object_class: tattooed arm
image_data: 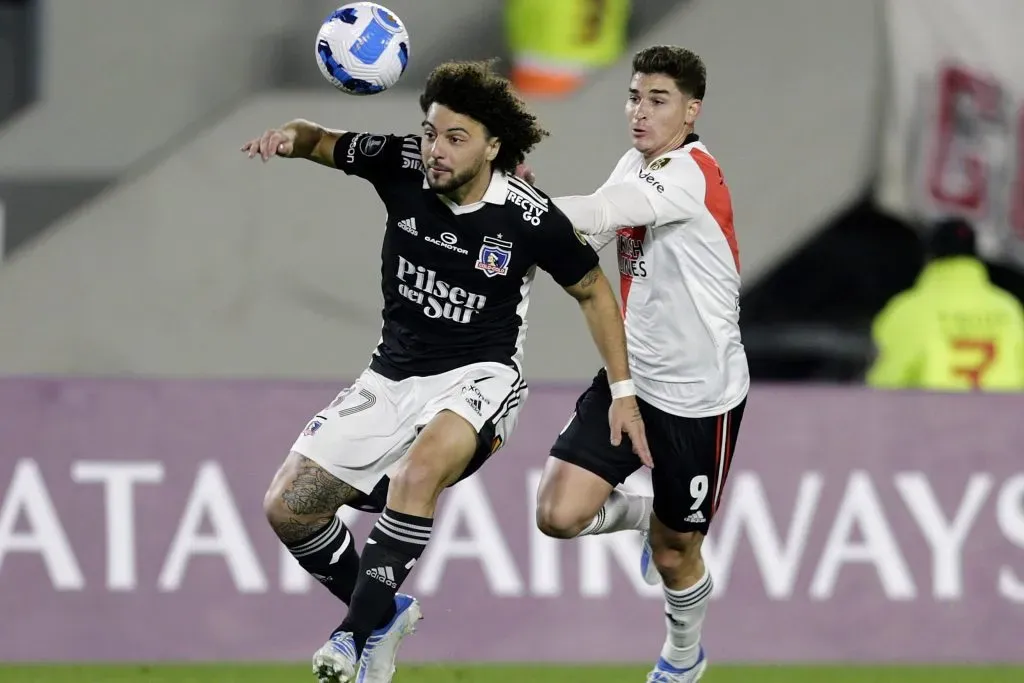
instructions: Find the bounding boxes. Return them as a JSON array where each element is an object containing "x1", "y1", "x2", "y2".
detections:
[
  {"x1": 529, "y1": 207, "x2": 651, "y2": 464},
  {"x1": 564, "y1": 266, "x2": 631, "y2": 385},
  {"x1": 564, "y1": 266, "x2": 652, "y2": 465}
]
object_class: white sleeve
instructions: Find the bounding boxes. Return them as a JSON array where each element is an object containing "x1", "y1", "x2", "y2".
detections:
[
  {"x1": 586, "y1": 231, "x2": 617, "y2": 252},
  {"x1": 554, "y1": 157, "x2": 707, "y2": 234},
  {"x1": 630, "y1": 158, "x2": 706, "y2": 228},
  {"x1": 552, "y1": 183, "x2": 659, "y2": 235}
]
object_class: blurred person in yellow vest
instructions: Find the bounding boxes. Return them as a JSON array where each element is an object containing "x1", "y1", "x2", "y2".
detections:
[
  {"x1": 506, "y1": 0, "x2": 631, "y2": 97},
  {"x1": 867, "y1": 217, "x2": 1024, "y2": 391}
]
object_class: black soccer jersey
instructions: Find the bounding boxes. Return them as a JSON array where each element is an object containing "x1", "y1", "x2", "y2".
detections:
[{"x1": 333, "y1": 131, "x2": 600, "y2": 380}]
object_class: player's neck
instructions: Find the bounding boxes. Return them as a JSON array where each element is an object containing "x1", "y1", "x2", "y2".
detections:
[
  {"x1": 643, "y1": 125, "x2": 694, "y2": 164},
  {"x1": 442, "y1": 168, "x2": 493, "y2": 206}
]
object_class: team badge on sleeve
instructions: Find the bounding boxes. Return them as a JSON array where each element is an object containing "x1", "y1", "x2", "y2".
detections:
[{"x1": 358, "y1": 134, "x2": 387, "y2": 157}]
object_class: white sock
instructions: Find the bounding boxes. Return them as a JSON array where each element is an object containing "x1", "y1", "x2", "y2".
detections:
[
  {"x1": 661, "y1": 565, "x2": 713, "y2": 670},
  {"x1": 577, "y1": 489, "x2": 652, "y2": 536}
]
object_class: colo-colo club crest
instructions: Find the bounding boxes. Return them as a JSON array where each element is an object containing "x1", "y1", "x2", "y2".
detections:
[{"x1": 475, "y1": 235, "x2": 513, "y2": 278}]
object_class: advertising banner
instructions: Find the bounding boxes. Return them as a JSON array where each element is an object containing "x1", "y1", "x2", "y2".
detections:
[{"x1": 0, "y1": 379, "x2": 1022, "y2": 662}]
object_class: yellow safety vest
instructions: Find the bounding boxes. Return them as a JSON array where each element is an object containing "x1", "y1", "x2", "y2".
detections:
[
  {"x1": 506, "y1": 0, "x2": 631, "y2": 96},
  {"x1": 867, "y1": 257, "x2": 1024, "y2": 391}
]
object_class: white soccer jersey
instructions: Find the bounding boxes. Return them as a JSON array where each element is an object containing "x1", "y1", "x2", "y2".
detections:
[{"x1": 561, "y1": 138, "x2": 749, "y2": 417}]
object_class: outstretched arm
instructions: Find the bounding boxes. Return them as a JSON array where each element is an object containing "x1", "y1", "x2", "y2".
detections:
[
  {"x1": 555, "y1": 157, "x2": 707, "y2": 234},
  {"x1": 515, "y1": 161, "x2": 655, "y2": 239},
  {"x1": 242, "y1": 119, "x2": 345, "y2": 168},
  {"x1": 554, "y1": 183, "x2": 658, "y2": 235}
]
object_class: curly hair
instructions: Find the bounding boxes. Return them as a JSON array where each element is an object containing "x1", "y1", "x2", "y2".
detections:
[{"x1": 419, "y1": 60, "x2": 549, "y2": 174}]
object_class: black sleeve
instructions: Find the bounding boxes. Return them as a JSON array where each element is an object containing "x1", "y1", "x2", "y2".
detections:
[
  {"x1": 528, "y1": 206, "x2": 602, "y2": 288},
  {"x1": 332, "y1": 132, "x2": 422, "y2": 182}
]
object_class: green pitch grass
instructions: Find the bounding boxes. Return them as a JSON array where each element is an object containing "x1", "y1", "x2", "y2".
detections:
[{"x1": 2, "y1": 664, "x2": 1022, "y2": 683}]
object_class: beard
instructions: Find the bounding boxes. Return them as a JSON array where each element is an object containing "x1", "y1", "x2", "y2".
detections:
[{"x1": 426, "y1": 157, "x2": 486, "y2": 194}]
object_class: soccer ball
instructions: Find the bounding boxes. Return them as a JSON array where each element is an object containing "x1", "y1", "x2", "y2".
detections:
[{"x1": 315, "y1": 2, "x2": 410, "y2": 96}]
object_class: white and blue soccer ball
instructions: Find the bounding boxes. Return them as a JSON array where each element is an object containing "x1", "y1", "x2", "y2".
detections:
[{"x1": 315, "y1": 2, "x2": 410, "y2": 96}]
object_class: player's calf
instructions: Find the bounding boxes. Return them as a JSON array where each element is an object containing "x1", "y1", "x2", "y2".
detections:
[
  {"x1": 537, "y1": 487, "x2": 651, "y2": 538},
  {"x1": 340, "y1": 410, "x2": 479, "y2": 655},
  {"x1": 649, "y1": 522, "x2": 705, "y2": 589},
  {"x1": 650, "y1": 515, "x2": 713, "y2": 673},
  {"x1": 264, "y1": 451, "x2": 364, "y2": 605},
  {"x1": 535, "y1": 458, "x2": 650, "y2": 538},
  {"x1": 535, "y1": 460, "x2": 609, "y2": 538}
]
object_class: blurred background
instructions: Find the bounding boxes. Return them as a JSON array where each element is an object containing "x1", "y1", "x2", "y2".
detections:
[
  {"x1": 1, "y1": 0, "x2": 1023, "y2": 386},
  {"x1": 1, "y1": 0, "x2": 1023, "y2": 679}
]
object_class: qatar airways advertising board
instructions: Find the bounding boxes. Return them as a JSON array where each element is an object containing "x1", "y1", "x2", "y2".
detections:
[{"x1": 0, "y1": 379, "x2": 1021, "y2": 663}]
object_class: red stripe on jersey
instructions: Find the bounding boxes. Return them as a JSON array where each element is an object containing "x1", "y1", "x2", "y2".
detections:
[
  {"x1": 616, "y1": 226, "x2": 647, "y2": 315},
  {"x1": 689, "y1": 148, "x2": 740, "y2": 273}
]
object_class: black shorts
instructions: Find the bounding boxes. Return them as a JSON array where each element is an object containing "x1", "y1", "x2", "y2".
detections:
[{"x1": 550, "y1": 369, "x2": 745, "y2": 534}]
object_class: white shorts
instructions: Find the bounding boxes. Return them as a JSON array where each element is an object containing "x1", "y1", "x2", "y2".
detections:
[{"x1": 290, "y1": 362, "x2": 527, "y2": 497}]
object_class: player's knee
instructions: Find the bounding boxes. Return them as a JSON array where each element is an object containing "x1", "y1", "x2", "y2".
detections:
[
  {"x1": 262, "y1": 452, "x2": 344, "y2": 537},
  {"x1": 263, "y1": 478, "x2": 295, "y2": 533},
  {"x1": 535, "y1": 499, "x2": 588, "y2": 539},
  {"x1": 390, "y1": 412, "x2": 478, "y2": 508},
  {"x1": 389, "y1": 455, "x2": 449, "y2": 506},
  {"x1": 263, "y1": 460, "x2": 291, "y2": 527},
  {"x1": 651, "y1": 530, "x2": 703, "y2": 574}
]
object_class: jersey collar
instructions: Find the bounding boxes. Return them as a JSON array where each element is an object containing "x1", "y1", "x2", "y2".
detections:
[
  {"x1": 481, "y1": 170, "x2": 509, "y2": 204},
  {"x1": 678, "y1": 132, "x2": 700, "y2": 150},
  {"x1": 645, "y1": 133, "x2": 701, "y2": 167},
  {"x1": 428, "y1": 170, "x2": 509, "y2": 214}
]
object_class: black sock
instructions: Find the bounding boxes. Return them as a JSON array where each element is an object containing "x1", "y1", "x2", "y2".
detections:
[
  {"x1": 339, "y1": 507, "x2": 433, "y2": 654},
  {"x1": 286, "y1": 516, "x2": 361, "y2": 604},
  {"x1": 287, "y1": 517, "x2": 397, "y2": 629}
]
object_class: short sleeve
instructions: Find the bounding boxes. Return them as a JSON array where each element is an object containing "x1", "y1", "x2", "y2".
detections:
[
  {"x1": 528, "y1": 208, "x2": 601, "y2": 288},
  {"x1": 333, "y1": 132, "x2": 422, "y2": 182},
  {"x1": 629, "y1": 156, "x2": 706, "y2": 228}
]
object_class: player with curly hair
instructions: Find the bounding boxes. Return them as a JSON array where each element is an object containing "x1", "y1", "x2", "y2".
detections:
[{"x1": 242, "y1": 59, "x2": 650, "y2": 683}]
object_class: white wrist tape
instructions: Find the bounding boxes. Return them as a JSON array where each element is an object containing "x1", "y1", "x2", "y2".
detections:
[{"x1": 609, "y1": 379, "x2": 636, "y2": 400}]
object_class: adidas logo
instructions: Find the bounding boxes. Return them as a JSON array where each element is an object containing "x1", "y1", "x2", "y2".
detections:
[
  {"x1": 465, "y1": 396, "x2": 482, "y2": 414},
  {"x1": 367, "y1": 565, "x2": 397, "y2": 588},
  {"x1": 397, "y1": 217, "x2": 417, "y2": 236},
  {"x1": 684, "y1": 510, "x2": 706, "y2": 524}
]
